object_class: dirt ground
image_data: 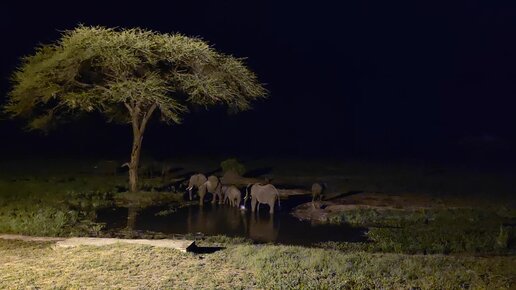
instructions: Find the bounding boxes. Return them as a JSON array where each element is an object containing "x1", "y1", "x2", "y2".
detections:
[{"x1": 291, "y1": 191, "x2": 490, "y2": 223}]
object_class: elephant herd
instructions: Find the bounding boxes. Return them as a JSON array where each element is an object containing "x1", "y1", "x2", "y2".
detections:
[{"x1": 186, "y1": 173, "x2": 282, "y2": 214}]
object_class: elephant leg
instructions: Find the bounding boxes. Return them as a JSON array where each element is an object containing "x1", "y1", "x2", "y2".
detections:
[
  {"x1": 199, "y1": 192, "x2": 205, "y2": 206},
  {"x1": 251, "y1": 198, "x2": 257, "y2": 212},
  {"x1": 269, "y1": 201, "x2": 275, "y2": 214},
  {"x1": 189, "y1": 189, "x2": 193, "y2": 201}
]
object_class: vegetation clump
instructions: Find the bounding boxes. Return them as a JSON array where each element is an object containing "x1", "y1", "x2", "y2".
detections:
[{"x1": 220, "y1": 158, "x2": 246, "y2": 176}]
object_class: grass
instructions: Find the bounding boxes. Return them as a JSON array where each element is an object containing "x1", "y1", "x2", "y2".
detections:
[
  {"x1": 0, "y1": 239, "x2": 514, "y2": 289},
  {"x1": 229, "y1": 244, "x2": 516, "y2": 289},
  {"x1": 0, "y1": 239, "x2": 255, "y2": 289},
  {"x1": 327, "y1": 207, "x2": 516, "y2": 255},
  {"x1": 0, "y1": 199, "x2": 111, "y2": 237},
  {"x1": 0, "y1": 176, "x2": 118, "y2": 237},
  {"x1": 0, "y1": 158, "x2": 515, "y2": 288},
  {"x1": 0, "y1": 166, "x2": 184, "y2": 237},
  {"x1": 0, "y1": 156, "x2": 195, "y2": 238}
]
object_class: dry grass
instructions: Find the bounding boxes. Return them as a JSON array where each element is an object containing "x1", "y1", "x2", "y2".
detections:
[
  {"x1": 1, "y1": 239, "x2": 515, "y2": 289},
  {"x1": 0, "y1": 239, "x2": 254, "y2": 289}
]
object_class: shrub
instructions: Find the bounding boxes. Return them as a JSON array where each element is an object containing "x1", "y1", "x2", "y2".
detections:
[{"x1": 220, "y1": 158, "x2": 246, "y2": 176}]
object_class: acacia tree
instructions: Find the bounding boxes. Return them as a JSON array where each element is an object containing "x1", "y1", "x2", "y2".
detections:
[{"x1": 4, "y1": 26, "x2": 267, "y2": 192}]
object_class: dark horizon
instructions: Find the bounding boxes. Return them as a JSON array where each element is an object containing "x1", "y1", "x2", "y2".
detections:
[{"x1": 2, "y1": 1, "x2": 516, "y2": 166}]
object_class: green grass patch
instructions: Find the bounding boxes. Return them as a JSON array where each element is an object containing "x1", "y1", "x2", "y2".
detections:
[
  {"x1": 0, "y1": 165, "x2": 188, "y2": 237},
  {"x1": 227, "y1": 244, "x2": 515, "y2": 289},
  {"x1": 328, "y1": 207, "x2": 516, "y2": 254}
]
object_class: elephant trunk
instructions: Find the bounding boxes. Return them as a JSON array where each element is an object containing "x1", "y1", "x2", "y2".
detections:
[
  {"x1": 273, "y1": 186, "x2": 281, "y2": 209},
  {"x1": 244, "y1": 183, "x2": 253, "y2": 206}
]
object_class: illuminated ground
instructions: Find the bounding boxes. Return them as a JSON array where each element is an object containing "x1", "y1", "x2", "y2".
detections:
[{"x1": 1, "y1": 238, "x2": 514, "y2": 289}]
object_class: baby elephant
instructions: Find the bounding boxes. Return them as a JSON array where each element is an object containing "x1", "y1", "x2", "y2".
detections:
[
  {"x1": 311, "y1": 182, "x2": 327, "y2": 204},
  {"x1": 223, "y1": 185, "x2": 242, "y2": 207}
]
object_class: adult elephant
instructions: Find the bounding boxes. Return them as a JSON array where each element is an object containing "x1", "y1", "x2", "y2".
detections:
[
  {"x1": 198, "y1": 175, "x2": 223, "y2": 205},
  {"x1": 245, "y1": 183, "x2": 281, "y2": 214},
  {"x1": 186, "y1": 173, "x2": 207, "y2": 201},
  {"x1": 311, "y1": 182, "x2": 327, "y2": 202}
]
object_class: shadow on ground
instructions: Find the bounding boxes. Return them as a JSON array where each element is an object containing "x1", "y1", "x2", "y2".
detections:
[{"x1": 189, "y1": 244, "x2": 225, "y2": 254}]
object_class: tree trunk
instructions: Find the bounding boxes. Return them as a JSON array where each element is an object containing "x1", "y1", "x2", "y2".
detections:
[
  {"x1": 126, "y1": 207, "x2": 140, "y2": 230},
  {"x1": 125, "y1": 102, "x2": 157, "y2": 192},
  {"x1": 128, "y1": 128, "x2": 143, "y2": 192}
]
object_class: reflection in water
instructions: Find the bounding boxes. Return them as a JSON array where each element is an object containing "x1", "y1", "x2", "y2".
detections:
[
  {"x1": 186, "y1": 205, "x2": 247, "y2": 236},
  {"x1": 186, "y1": 205, "x2": 279, "y2": 242},
  {"x1": 126, "y1": 207, "x2": 141, "y2": 230},
  {"x1": 247, "y1": 214, "x2": 279, "y2": 242},
  {"x1": 97, "y1": 202, "x2": 366, "y2": 245}
]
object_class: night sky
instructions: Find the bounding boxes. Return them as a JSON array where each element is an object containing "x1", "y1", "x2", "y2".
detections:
[{"x1": 1, "y1": 1, "x2": 516, "y2": 164}]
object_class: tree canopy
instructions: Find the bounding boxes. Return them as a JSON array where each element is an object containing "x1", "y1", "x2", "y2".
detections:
[
  {"x1": 5, "y1": 25, "x2": 267, "y2": 192},
  {"x1": 5, "y1": 25, "x2": 267, "y2": 131}
]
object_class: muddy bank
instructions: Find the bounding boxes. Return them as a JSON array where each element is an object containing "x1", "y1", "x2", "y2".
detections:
[{"x1": 291, "y1": 192, "x2": 460, "y2": 223}]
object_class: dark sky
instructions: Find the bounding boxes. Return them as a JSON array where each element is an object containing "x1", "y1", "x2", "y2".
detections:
[{"x1": 1, "y1": 1, "x2": 516, "y2": 163}]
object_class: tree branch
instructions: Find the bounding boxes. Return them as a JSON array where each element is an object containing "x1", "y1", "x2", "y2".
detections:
[
  {"x1": 139, "y1": 103, "x2": 157, "y2": 134},
  {"x1": 124, "y1": 102, "x2": 134, "y2": 115}
]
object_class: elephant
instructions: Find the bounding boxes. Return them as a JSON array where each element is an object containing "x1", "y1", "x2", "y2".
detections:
[
  {"x1": 223, "y1": 185, "x2": 242, "y2": 207},
  {"x1": 312, "y1": 182, "x2": 327, "y2": 202},
  {"x1": 245, "y1": 183, "x2": 281, "y2": 214},
  {"x1": 198, "y1": 175, "x2": 223, "y2": 205},
  {"x1": 186, "y1": 173, "x2": 207, "y2": 201}
]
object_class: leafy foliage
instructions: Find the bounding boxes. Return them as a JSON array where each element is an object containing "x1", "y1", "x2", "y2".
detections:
[
  {"x1": 220, "y1": 158, "x2": 246, "y2": 176},
  {"x1": 5, "y1": 25, "x2": 267, "y2": 130}
]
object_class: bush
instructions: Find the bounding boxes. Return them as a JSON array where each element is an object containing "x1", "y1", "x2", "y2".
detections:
[
  {"x1": 220, "y1": 158, "x2": 246, "y2": 176},
  {"x1": 0, "y1": 204, "x2": 104, "y2": 237}
]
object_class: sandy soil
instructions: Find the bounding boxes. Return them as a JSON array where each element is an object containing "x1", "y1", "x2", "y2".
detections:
[{"x1": 0, "y1": 234, "x2": 195, "y2": 252}]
